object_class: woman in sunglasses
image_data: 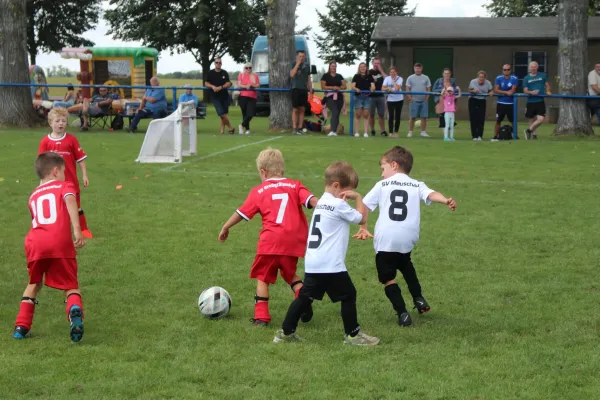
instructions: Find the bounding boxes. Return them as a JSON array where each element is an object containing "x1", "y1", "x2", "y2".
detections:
[{"x1": 237, "y1": 63, "x2": 260, "y2": 134}]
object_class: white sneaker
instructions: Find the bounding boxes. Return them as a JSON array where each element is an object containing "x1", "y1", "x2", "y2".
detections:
[
  {"x1": 407, "y1": 131, "x2": 413, "y2": 138},
  {"x1": 343, "y1": 331, "x2": 380, "y2": 346},
  {"x1": 420, "y1": 131, "x2": 430, "y2": 137},
  {"x1": 472, "y1": 138, "x2": 478, "y2": 141},
  {"x1": 354, "y1": 133, "x2": 360, "y2": 137},
  {"x1": 238, "y1": 125, "x2": 244, "y2": 135},
  {"x1": 477, "y1": 137, "x2": 482, "y2": 141},
  {"x1": 363, "y1": 132, "x2": 369, "y2": 138},
  {"x1": 245, "y1": 130, "x2": 251, "y2": 135},
  {"x1": 327, "y1": 132, "x2": 337, "y2": 137}
]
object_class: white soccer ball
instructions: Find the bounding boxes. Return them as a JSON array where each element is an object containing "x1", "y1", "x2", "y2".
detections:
[
  {"x1": 198, "y1": 286, "x2": 232, "y2": 319},
  {"x1": 415, "y1": 120, "x2": 421, "y2": 128}
]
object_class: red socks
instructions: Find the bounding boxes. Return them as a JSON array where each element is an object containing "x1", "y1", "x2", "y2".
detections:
[
  {"x1": 254, "y1": 301, "x2": 271, "y2": 323},
  {"x1": 66, "y1": 293, "x2": 84, "y2": 320},
  {"x1": 79, "y1": 210, "x2": 89, "y2": 232},
  {"x1": 15, "y1": 301, "x2": 36, "y2": 330}
]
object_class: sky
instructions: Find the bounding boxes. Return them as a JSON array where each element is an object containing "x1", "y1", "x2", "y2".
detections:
[{"x1": 36, "y1": 0, "x2": 489, "y2": 77}]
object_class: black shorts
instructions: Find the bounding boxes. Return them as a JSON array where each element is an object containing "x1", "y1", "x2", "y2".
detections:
[
  {"x1": 291, "y1": 88, "x2": 308, "y2": 109},
  {"x1": 525, "y1": 101, "x2": 546, "y2": 119},
  {"x1": 375, "y1": 252, "x2": 413, "y2": 284},
  {"x1": 299, "y1": 272, "x2": 356, "y2": 303},
  {"x1": 496, "y1": 103, "x2": 514, "y2": 123}
]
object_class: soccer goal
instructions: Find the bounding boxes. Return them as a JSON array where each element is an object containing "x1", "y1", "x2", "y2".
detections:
[{"x1": 136, "y1": 101, "x2": 197, "y2": 163}]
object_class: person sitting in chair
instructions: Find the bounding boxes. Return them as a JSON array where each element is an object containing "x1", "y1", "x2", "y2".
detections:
[
  {"x1": 67, "y1": 87, "x2": 113, "y2": 132},
  {"x1": 127, "y1": 76, "x2": 168, "y2": 133}
]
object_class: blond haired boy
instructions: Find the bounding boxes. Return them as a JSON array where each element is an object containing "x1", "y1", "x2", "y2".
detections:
[{"x1": 219, "y1": 148, "x2": 319, "y2": 326}]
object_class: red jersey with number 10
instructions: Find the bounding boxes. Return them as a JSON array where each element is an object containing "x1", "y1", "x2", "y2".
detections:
[
  {"x1": 38, "y1": 133, "x2": 87, "y2": 192},
  {"x1": 25, "y1": 180, "x2": 77, "y2": 261},
  {"x1": 236, "y1": 178, "x2": 315, "y2": 257}
]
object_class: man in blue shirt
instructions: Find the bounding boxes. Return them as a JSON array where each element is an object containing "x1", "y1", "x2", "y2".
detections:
[
  {"x1": 128, "y1": 76, "x2": 168, "y2": 133},
  {"x1": 523, "y1": 61, "x2": 551, "y2": 140},
  {"x1": 179, "y1": 84, "x2": 199, "y2": 107},
  {"x1": 493, "y1": 64, "x2": 519, "y2": 141}
]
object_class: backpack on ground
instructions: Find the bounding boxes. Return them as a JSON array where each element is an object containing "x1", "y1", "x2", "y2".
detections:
[
  {"x1": 110, "y1": 115, "x2": 124, "y2": 131},
  {"x1": 499, "y1": 125, "x2": 513, "y2": 140}
]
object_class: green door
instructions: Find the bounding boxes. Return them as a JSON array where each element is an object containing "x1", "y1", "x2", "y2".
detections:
[{"x1": 413, "y1": 48, "x2": 453, "y2": 117}]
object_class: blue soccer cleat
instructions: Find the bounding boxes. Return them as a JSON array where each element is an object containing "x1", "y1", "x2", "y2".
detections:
[
  {"x1": 68, "y1": 305, "x2": 84, "y2": 342},
  {"x1": 13, "y1": 326, "x2": 29, "y2": 339}
]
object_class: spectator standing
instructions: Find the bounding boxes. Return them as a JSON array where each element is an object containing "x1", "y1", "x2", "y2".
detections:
[
  {"x1": 369, "y1": 57, "x2": 388, "y2": 137},
  {"x1": 237, "y1": 63, "x2": 260, "y2": 135},
  {"x1": 523, "y1": 61, "x2": 551, "y2": 140},
  {"x1": 290, "y1": 51, "x2": 313, "y2": 135},
  {"x1": 432, "y1": 68, "x2": 457, "y2": 128},
  {"x1": 320, "y1": 61, "x2": 347, "y2": 136},
  {"x1": 441, "y1": 86, "x2": 460, "y2": 141},
  {"x1": 382, "y1": 67, "x2": 404, "y2": 138},
  {"x1": 351, "y1": 62, "x2": 375, "y2": 138},
  {"x1": 468, "y1": 71, "x2": 494, "y2": 140},
  {"x1": 406, "y1": 63, "x2": 431, "y2": 138},
  {"x1": 587, "y1": 62, "x2": 600, "y2": 123},
  {"x1": 127, "y1": 77, "x2": 168, "y2": 133},
  {"x1": 206, "y1": 58, "x2": 234, "y2": 135},
  {"x1": 492, "y1": 64, "x2": 519, "y2": 141}
]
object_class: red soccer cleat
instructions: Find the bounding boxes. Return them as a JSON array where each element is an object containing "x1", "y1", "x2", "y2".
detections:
[{"x1": 82, "y1": 229, "x2": 93, "y2": 239}]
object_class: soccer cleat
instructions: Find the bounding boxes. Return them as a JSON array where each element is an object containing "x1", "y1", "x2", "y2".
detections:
[
  {"x1": 273, "y1": 329, "x2": 302, "y2": 343},
  {"x1": 398, "y1": 312, "x2": 412, "y2": 327},
  {"x1": 13, "y1": 326, "x2": 29, "y2": 339},
  {"x1": 413, "y1": 297, "x2": 431, "y2": 314},
  {"x1": 82, "y1": 229, "x2": 93, "y2": 239},
  {"x1": 68, "y1": 305, "x2": 84, "y2": 342},
  {"x1": 343, "y1": 331, "x2": 380, "y2": 346},
  {"x1": 300, "y1": 303, "x2": 313, "y2": 323},
  {"x1": 250, "y1": 318, "x2": 270, "y2": 327}
]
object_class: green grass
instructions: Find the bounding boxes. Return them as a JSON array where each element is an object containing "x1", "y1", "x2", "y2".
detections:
[{"x1": 1, "y1": 109, "x2": 600, "y2": 399}]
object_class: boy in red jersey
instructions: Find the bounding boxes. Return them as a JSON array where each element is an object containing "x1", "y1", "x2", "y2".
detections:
[
  {"x1": 38, "y1": 107, "x2": 92, "y2": 238},
  {"x1": 13, "y1": 152, "x2": 86, "y2": 342},
  {"x1": 219, "y1": 148, "x2": 319, "y2": 326}
]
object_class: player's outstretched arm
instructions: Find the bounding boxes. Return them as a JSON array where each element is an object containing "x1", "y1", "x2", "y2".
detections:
[
  {"x1": 78, "y1": 160, "x2": 89, "y2": 187},
  {"x1": 428, "y1": 192, "x2": 456, "y2": 211},
  {"x1": 218, "y1": 212, "x2": 244, "y2": 242},
  {"x1": 65, "y1": 195, "x2": 86, "y2": 248}
]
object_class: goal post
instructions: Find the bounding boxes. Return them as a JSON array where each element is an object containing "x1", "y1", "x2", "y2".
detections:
[{"x1": 135, "y1": 101, "x2": 197, "y2": 163}]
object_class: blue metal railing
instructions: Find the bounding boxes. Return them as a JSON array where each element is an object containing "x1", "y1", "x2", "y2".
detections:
[{"x1": 0, "y1": 82, "x2": 593, "y2": 138}]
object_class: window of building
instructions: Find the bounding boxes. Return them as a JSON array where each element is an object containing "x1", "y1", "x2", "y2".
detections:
[{"x1": 513, "y1": 51, "x2": 547, "y2": 91}]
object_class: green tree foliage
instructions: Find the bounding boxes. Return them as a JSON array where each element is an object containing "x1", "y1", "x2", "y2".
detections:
[
  {"x1": 26, "y1": 0, "x2": 101, "y2": 65},
  {"x1": 485, "y1": 0, "x2": 600, "y2": 17},
  {"x1": 315, "y1": 0, "x2": 414, "y2": 66},
  {"x1": 46, "y1": 65, "x2": 76, "y2": 78},
  {"x1": 105, "y1": 0, "x2": 266, "y2": 99}
]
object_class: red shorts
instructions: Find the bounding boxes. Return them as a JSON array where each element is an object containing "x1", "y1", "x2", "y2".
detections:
[
  {"x1": 250, "y1": 255, "x2": 298, "y2": 285},
  {"x1": 27, "y1": 258, "x2": 78, "y2": 290}
]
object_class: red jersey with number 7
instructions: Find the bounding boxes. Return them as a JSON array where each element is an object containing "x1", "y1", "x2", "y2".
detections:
[
  {"x1": 236, "y1": 178, "x2": 315, "y2": 257},
  {"x1": 38, "y1": 133, "x2": 87, "y2": 192},
  {"x1": 25, "y1": 180, "x2": 77, "y2": 262}
]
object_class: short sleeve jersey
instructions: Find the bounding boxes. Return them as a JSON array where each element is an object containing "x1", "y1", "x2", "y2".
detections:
[
  {"x1": 38, "y1": 133, "x2": 87, "y2": 192},
  {"x1": 494, "y1": 74, "x2": 519, "y2": 104},
  {"x1": 363, "y1": 173, "x2": 435, "y2": 254},
  {"x1": 304, "y1": 193, "x2": 363, "y2": 273},
  {"x1": 522, "y1": 73, "x2": 548, "y2": 103},
  {"x1": 25, "y1": 180, "x2": 77, "y2": 261},
  {"x1": 237, "y1": 178, "x2": 315, "y2": 257}
]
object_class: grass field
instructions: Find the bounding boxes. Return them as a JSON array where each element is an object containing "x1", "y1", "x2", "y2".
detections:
[{"x1": 1, "y1": 109, "x2": 600, "y2": 399}]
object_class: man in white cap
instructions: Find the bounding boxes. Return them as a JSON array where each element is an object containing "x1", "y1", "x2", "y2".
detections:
[{"x1": 179, "y1": 84, "x2": 199, "y2": 107}]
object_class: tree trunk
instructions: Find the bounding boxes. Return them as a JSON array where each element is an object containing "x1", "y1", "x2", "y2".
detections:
[
  {"x1": 201, "y1": 56, "x2": 211, "y2": 103},
  {"x1": 554, "y1": 0, "x2": 594, "y2": 135},
  {"x1": 26, "y1": 0, "x2": 36, "y2": 66},
  {"x1": 0, "y1": 0, "x2": 44, "y2": 126},
  {"x1": 267, "y1": 0, "x2": 296, "y2": 130}
]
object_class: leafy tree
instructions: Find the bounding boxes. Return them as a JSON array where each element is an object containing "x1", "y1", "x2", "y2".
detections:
[
  {"x1": 485, "y1": 0, "x2": 600, "y2": 16},
  {"x1": 26, "y1": 0, "x2": 101, "y2": 65},
  {"x1": 105, "y1": 0, "x2": 266, "y2": 100},
  {"x1": 47, "y1": 65, "x2": 76, "y2": 78},
  {"x1": 315, "y1": 0, "x2": 414, "y2": 66}
]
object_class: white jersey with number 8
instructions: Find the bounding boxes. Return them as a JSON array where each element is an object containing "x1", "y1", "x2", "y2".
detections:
[
  {"x1": 363, "y1": 173, "x2": 434, "y2": 254},
  {"x1": 305, "y1": 192, "x2": 363, "y2": 274}
]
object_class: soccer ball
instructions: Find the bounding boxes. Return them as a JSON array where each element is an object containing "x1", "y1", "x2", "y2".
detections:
[
  {"x1": 198, "y1": 286, "x2": 232, "y2": 319},
  {"x1": 415, "y1": 119, "x2": 421, "y2": 128}
]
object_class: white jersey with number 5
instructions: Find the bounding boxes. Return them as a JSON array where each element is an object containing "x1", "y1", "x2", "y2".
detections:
[
  {"x1": 305, "y1": 192, "x2": 363, "y2": 273},
  {"x1": 363, "y1": 173, "x2": 434, "y2": 253}
]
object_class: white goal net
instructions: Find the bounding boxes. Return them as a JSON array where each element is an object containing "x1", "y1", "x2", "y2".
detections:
[{"x1": 136, "y1": 101, "x2": 198, "y2": 163}]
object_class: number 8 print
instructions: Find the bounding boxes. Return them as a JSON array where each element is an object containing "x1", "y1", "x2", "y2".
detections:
[{"x1": 31, "y1": 193, "x2": 58, "y2": 228}]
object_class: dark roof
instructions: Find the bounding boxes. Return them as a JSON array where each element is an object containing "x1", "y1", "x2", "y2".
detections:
[{"x1": 372, "y1": 17, "x2": 600, "y2": 41}]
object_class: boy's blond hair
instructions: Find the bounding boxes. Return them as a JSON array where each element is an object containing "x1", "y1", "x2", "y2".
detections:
[
  {"x1": 325, "y1": 161, "x2": 359, "y2": 189},
  {"x1": 48, "y1": 107, "x2": 69, "y2": 123},
  {"x1": 256, "y1": 148, "x2": 284, "y2": 177}
]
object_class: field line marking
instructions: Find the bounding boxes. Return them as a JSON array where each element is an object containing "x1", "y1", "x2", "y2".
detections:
[{"x1": 161, "y1": 136, "x2": 284, "y2": 172}]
